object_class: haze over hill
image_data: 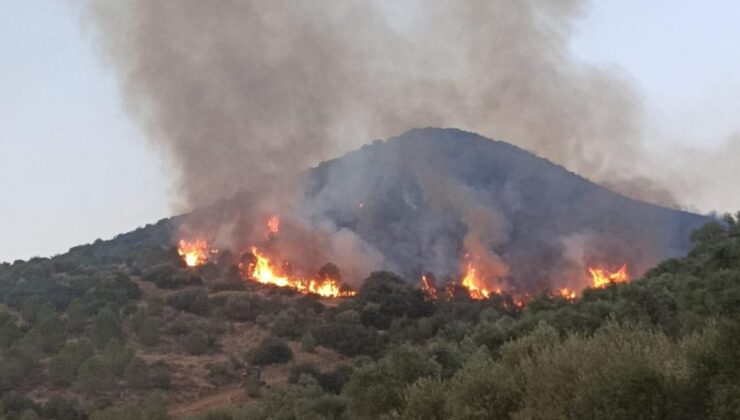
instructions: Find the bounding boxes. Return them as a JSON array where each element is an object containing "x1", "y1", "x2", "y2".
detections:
[
  {"x1": 299, "y1": 128, "x2": 710, "y2": 291},
  {"x1": 73, "y1": 128, "x2": 711, "y2": 296}
]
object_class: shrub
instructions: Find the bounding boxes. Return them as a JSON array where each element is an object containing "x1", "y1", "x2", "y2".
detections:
[
  {"x1": 249, "y1": 338, "x2": 293, "y2": 366},
  {"x1": 167, "y1": 289, "x2": 209, "y2": 315},
  {"x1": 313, "y1": 322, "x2": 385, "y2": 357},
  {"x1": 124, "y1": 358, "x2": 171, "y2": 390},
  {"x1": 137, "y1": 317, "x2": 162, "y2": 346},
  {"x1": 49, "y1": 340, "x2": 94, "y2": 385},
  {"x1": 206, "y1": 362, "x2": 237, "y2": 386},
  {"x1": 223, "y1": 295, "x2": 274, "y2": 322},
  {"x1": 184, "y1": 330, "x2": 214, "y2": 355},
  {"x1": 301, "y1": 332, "x2": 317, "y2": 353},
  {"x1": 75, "y1": 357, "x2": 112, "y2": 394},
  {"x1": 90, "y1": 308, "x2": 122, "y2": 349}
]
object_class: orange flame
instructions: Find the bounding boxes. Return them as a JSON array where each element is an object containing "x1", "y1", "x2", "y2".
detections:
[
  {"x1": 267, "y1": 215, "x2": 280, "y2": 236},
  {"x1": 588, "y1": 264, "x2": 629, "y2": 288},
  {"x1": 420, "y1": 275, "x2": 438, "y2": 301},
  {"x1": 557, "y1": 287, "x2": 577, "y2": 300},
  {"x1": 178, "y1": 239, "x2": 209, "y2": 267},
  {"x1": 461, "y1": 261, "x2": 500, "y2": 300},
  {"x1": 246, "y1": 247, "x2": 355, "y2": 298}
]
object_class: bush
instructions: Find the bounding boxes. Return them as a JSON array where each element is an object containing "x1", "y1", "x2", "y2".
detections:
[
  {"x1": 124, "y1": 358, "x2": 171, "y2": 390},
  {"x1": 90, "y1": 308, "x2": 122, "y2": 349},
  {"x1": 27, "y1": 313, "x2": 67, "y2": 354},
  {"x1": 75, "y1": 357, "x2": 112, "y2": 394},
  {"x1": 49, "y1": 340, "x2": 94, "y2": 385},
  {"x1": 40, "y1": 396, "x2": 86, "y2": 420},
  {"x1": 249, "y1": 338, "x2": 293, "y2": 366},
  {"x1": 89, "y1": 394, "x2": 168, "y2": 420},
  {"x1": 206, "y1": 362, "x2": 237, "y2": 386},
  {"x1": 402, "y1": 378, "x2": 448, "y2": 420},
  {"x1": 223, "y1": 295, "x2": 275, "y2": 322},
  {"x1": 301, "y1": 332, "x2": 317, "y2": 353},
  {"x1": 167, "y1": 289, "x2": 209, "y2": 315},
  {"x1": 0, "y1": 349, "x2": 38, "y2": 393},
  {"x1": 184, "y1": 330, "x2": 215, "y2": 355},
  {"x1": 137, "y1": 317, "x2": 162, "y2": 346},
  {"x1": 313, "y1": 322, "x2": 385, "y2": 357}
]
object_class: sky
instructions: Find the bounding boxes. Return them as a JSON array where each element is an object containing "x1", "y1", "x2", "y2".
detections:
[{"x1": 1, "y1": 1, "x2": 739, "y2": 263}]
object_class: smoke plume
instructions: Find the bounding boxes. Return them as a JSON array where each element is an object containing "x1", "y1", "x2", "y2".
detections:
[
  {"x1": 82, "y1": 0, "x2": 664, "y2": 209},
  {"x1": 81, "y1": 0, "x2": 721, "y2": 288}
]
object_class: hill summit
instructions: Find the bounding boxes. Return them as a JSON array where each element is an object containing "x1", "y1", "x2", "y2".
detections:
[{"x1": 295, "y1": 128, "x2": 709, "y2": 291}]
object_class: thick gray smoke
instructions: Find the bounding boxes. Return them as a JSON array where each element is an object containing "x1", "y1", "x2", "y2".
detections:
[
  {"x1": 83, "y1": 0, "x2": 664, "y2": 209},
  {"x1": 82, "y1": 0, "x2": 706, "y2": 287}
]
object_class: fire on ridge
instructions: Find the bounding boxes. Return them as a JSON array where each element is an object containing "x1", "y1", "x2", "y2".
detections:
[
  {"x1": 177, "y1": 239, "x2": 210, "y2": 268},
  {"x1": 177, "y1": 216, "x2": 356, "y2": 298},
  {"x1": 178, "y1": 224, "x2": 631, "y2": 303},
  {"x1": 419, "y1": 261, "x2": 631, "y2": 304}
]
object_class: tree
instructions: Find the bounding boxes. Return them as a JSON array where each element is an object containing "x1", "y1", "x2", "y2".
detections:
[
  {"x1": 402, "y1": 378, "x2": 448, "y2": 420},
  {"x1": 445, "y1": 353, "x2": 519, "y2": 420},
  {"x1": 49, "y1": 340, "x2": 94, "y2": 385},
  {"x1": 184, "y1": 330, "x2": 213, "y2": 355},
  {"x1": 75, "y1": 357, "x2": 112, "y2": 394},
  {"x1": 301, "y1": 332, "x2": 317, "y2": 353},
  {"x1": 167, "y1": 289, "x2": 209, "y2": 315},
  {"x1": 249, "y1": 338, "x2": 293, "y2": 365},
  {"x1": 99, "y1": 340, "x2": 134, "y2": 377},
  {"x1": 343, "y1": 345, "x2": 441, "y2": 418},
  {"x1": 137, "y1": 317, "x2": 162, "y2": 346},
  {"x1": 357, "y1": 271, "x2": 433, "y2": 329},
  {"x1": 28, "y1": 314, "x2": 67, "y2": 354},
  {"x1": 90, "y1": 308, "x2": 122, "y2": 349}
]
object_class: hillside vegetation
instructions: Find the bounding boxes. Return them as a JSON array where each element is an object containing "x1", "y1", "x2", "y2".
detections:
[{"x1": 1, "y1": 214, "x2": 739, "y2": 419}]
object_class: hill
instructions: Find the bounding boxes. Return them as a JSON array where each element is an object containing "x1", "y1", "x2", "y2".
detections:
[
  {"x1": 53, "y1": 128, "x2": 711, "y2": 294},
  {"x1": 302, "y1": 128, "x2": 710, "y2": 287},
  {"x1": 1, "y1": 128, "x2": 734, "y2": 419}
]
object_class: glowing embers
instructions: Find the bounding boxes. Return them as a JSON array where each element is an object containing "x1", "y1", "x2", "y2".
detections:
[
  {"x1": 266, "y1": 215, "x2": 280, "y2": 237},
  {"x1": 420, "y1": 274, "x2": 438, "y2": 301},
  {"x1": 588, "y1": 264, "x2": 629, "y2": 288},
  {"x1": 178, "y1": 239, "x2": 210, "y2": 267},
  {"x1": 557, "y1": 287, "x2": 577, "y2": 300},
  {"x1": 245, "y1": 246, "x2": 355, "y2": 298}
]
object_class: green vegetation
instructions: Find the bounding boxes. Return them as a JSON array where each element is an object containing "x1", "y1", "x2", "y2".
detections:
[{"x1": 1, "y1": 214, "x2": 740, "y2": 418}]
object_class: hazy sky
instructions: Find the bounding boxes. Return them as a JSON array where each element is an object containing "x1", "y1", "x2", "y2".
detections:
[{"x1": 1, "y1": 1, "x2": 739, "y2": 262}]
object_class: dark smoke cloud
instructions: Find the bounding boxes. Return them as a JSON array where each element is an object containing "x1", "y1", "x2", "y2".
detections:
[
  {"x1": 81, "y1": 0, "x2": 714, "y2": 287},
  {"x1": 82, "y1": 0, "x2": 667, "y2": 210}
]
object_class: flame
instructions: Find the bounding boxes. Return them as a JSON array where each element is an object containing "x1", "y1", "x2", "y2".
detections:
[
  {"x1": 246, "y1": 247, "x2": 355, "y2": 298},
  {"x1": 267, "y1": 215, "x2": 280, "y2": 236},
  {"x1": 557, "y1": 287, "x2": 577, "y2": 300},
  {"x1": 420, "y1": 275, "x2": 438, "y2": 301},
  {"x1": 588, "y1": 264, "x2": 629, "y2": 288},
  {"x1": 178, "y1": 239, "x2": 209, "y2": 267},
  {"x1": 460, "y1": 261, "x2": 500, "y2": 300}
]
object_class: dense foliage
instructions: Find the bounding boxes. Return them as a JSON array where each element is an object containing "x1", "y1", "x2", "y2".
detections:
[{"x1": 1, "y1": 215, "x2": 739, "y2": 419}]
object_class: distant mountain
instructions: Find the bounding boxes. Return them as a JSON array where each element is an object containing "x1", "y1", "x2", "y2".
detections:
[{"x1": 54, "y1": 128, "x2": 712, "y2": 292}]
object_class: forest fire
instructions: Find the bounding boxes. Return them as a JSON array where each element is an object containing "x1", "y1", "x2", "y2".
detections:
[
  {"x1": 266, "y1": 215, "x2": 280, "y2": 236},
  {"x1": 246, "y1": 247, "x2": 355, "y2": 298},
  {"x1": 557, "y1": 287, "x2": 577, "y2": 300},
  {"x1": 588, "y1": 264, "x2": 629, "y2": 288},
  {"x1": 177, "y1": 239, "x2": 210, "y2": 267},
  {"x1": 420, "y1": 275, "x2": 438, "y2": 301},
  {"x1": 460, "y1": 261, "x2": 501, "y2": 300}
]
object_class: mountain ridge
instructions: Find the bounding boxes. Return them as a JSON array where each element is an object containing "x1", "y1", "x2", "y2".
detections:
[{"x1": 18, "y1": 127, "x2": 712, "y2": 294}]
